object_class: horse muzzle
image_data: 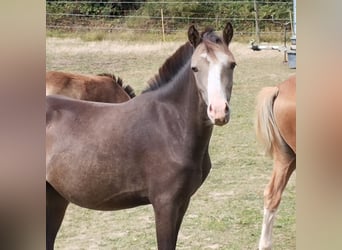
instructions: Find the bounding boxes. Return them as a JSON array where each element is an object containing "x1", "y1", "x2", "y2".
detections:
[{"x1": 207, "y1": 101, "x2": 230, "y2": 126}]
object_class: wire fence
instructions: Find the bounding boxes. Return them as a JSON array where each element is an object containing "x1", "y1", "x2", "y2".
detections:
[{"x1": 46, "y1": 0, "x2": 295, "y2": 40}]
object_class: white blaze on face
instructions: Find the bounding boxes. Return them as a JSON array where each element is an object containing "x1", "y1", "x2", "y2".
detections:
[
  {"x1": 206, "y1": 51, "x2": 230, "y2": 125},
  {"x1": 207, "y1": 62, "x2": 226, "y2": 104}
]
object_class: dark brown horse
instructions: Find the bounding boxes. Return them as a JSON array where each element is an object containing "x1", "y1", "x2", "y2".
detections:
[
  {"x1": 46, "y1": 71, "x2": 136, "y2": 102},
  {"x1": 46, "y1": 22, "x2": 236, "y2": 250},
  {"x1": 255, "y1": 75, "x2": 296, "y2": 250}
]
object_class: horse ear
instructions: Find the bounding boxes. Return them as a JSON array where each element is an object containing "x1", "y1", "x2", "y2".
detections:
[
  {"x1": 188, "y1": 25, "x2": 201, "y2": 48},
  {"x1": 223, "y1": 21, "x2": 233, "y2": 46}
]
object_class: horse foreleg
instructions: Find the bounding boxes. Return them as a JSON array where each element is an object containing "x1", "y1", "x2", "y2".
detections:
[
  {"x1": 259, "y1": 156, "x2": 296, "y2": 250},
  {"x1": 46, "y1": 182, "x2": 69, "y2": 250},
  {"x1": 152, "y1": 198, "x2": 190, "y2": 250}
]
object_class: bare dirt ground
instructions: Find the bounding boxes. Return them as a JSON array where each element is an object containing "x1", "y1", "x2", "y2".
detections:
[{"x1": 46, "y1": 37, "x2": 296, "y2": 250}]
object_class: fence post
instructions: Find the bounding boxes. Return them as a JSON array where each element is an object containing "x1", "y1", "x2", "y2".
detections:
[
  {"x1": 215, "y1": 14, "x2": 219, "y2": 30},
  {"x1": 160, "y1": 8, "x2": 165, "y2": 42},
  {"x1": 253, "y1": 0, "x2": 260, "y2": 43}
]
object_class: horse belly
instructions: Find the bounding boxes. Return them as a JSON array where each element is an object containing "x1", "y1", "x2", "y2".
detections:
[
  {"x1": 87, "y1": 191, "x2": 151, "y2": 211},
  {"x1": 47, "y1": 139, "x2": 150, "y2": 210},
  {"x1": 64, "y1": 186, "x2": 150, "y2": 211},
  {"x1": 47, "y1": 161, "x2": 150, "y2": 211}
]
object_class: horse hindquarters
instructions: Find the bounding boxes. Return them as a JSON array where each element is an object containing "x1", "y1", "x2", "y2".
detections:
[
  {"x1": 255, "y1": 86, "x2": 296, "y2": 250},
  {"x1": 46, "y1": 182, "x2": 69, "y2": 250}
]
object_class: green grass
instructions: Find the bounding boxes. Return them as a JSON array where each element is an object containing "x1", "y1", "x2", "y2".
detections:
[{"x1": 46, "y1": 36, "x2": 296, "y2": 249}]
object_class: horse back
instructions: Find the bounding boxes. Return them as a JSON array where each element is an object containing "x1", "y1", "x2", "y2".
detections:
[
  {"x1": 46, "y1": 71, "x2": 131, "y2": 103},
  {"x1": 274, "y1": 75, "x2": 296, "y2": 153},
  {"x1": 46, "y1": 71, "x2": 86, "y2": 99}
]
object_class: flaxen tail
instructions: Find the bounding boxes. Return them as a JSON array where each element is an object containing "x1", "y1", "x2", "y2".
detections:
[{"x1": 255, "y1": 86, "x2": 281, "y2": 158}]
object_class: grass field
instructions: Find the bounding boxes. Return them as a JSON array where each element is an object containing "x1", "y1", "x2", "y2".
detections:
[{"x1": 46, "y1": 36, "x2": 296, "y2": 249}]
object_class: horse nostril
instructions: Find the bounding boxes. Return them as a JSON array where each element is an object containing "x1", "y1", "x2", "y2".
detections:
[
  {"x1": 209, "y1": 104, "x2": 213, "y2": 112},
  {"x1": 224, "y1": 103, "x2": 229, "y2": 114}
]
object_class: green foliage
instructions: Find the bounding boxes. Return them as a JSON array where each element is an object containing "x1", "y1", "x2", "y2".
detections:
[{"x1": 47, "y1": 0, "x2": 294, "y2": 39}]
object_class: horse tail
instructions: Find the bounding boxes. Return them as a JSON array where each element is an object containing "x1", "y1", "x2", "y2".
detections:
[{"x1": 255, "y1": 86, "x2": 281, "y2": 158}]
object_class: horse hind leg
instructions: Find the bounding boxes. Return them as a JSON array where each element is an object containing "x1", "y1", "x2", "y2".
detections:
[
  {"x1": 46, "y1": 182, "x2": 69, "y2": 250},
  {"x1": 258, "y1": 150, "x2": 296, "y2": 250}
]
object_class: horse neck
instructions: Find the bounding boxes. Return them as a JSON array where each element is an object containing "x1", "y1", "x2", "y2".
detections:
[
  {"x1": 144, "y1": 42, "x2": 194, "y2": 93},
  {"x1": 145, "y1": 41, "x2": 213, "y2": 143},
  {"x1": 159, "y1": 63, "x2": 213, "y2": 145}
]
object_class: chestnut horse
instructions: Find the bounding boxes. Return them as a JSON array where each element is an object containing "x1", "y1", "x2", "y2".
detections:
[
  {"x1": 255, "y1": 75, "x2": 296, "y2": 250},
  {"x1": 46, "y1": 71, "x2": 136, "y2": 102},
  {"x1": 46, "y1": 22, "x2": 236, "y2": 250}
]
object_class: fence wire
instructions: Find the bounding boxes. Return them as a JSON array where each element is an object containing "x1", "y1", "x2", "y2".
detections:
[{"x1": 46, "y1": 0, "x2": 294, "y2": 38}]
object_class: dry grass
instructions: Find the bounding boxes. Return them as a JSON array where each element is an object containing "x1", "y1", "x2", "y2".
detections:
[{"x1": 46, "y1": 37, "x2": 296, "y2": 249}]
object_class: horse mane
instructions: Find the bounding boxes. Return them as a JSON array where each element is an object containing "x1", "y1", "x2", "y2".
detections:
[
  {"x1": 97, "y1": 73, "x2": 117, "y2": 81},
  {"x1": 123, "y1": 85, "x2": 136, "y2": 98},
  {"x1": 201, "y1": 27, "x2": 223, "y2": 44},
  {"x1": 142, "y1": 27, "x2": 224, "y2": 94},
  {"x1": 142, "y1": 42, "x2": 194, "y2": 93},
  {"x1": 97, "y1": 73, "x2": 136, "y2": 98}
]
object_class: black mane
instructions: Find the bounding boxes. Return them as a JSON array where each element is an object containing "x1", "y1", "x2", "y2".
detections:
[
  {"x1": 201, "y1": 28, "x2": 223, "y2": 44},
  {"x1": 97, "y1": 72, "x2": 136, "y2": 98},
  {"x1": 142, "y1": 27, "x2": 221, "y2": 94},
  {"x1": 142, "y1": 42, "x2": 194, "y2": 93}
]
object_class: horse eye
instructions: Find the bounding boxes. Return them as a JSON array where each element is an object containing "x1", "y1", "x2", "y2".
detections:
[
  {"x1": 191, "y1": 66, "x2": 199, "y2": 72},
  {"x1": 230, "y1": 62, "x2": 237, "y2": 70}
]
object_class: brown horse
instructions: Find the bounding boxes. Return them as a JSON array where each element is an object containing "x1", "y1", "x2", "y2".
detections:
[
  {"x1": 255, "y1": 75, "x2": 296, "y2": 250},
  {"x1": 46, "y1": 71, "x2": 136, "y2": 102},
  {"x1": 46, "y1": 22, "x2": 235, "y2": 250}
]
